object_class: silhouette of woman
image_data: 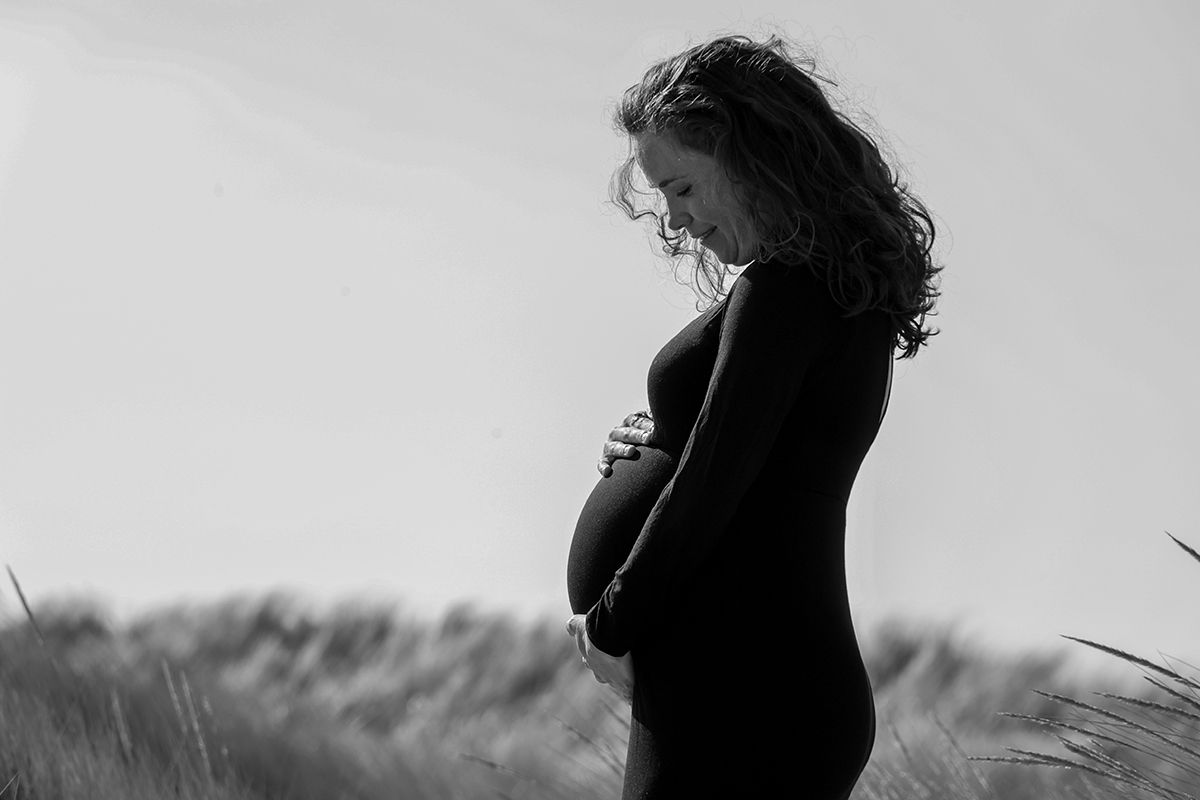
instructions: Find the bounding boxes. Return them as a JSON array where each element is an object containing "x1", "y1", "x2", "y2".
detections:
[{"x1": 566, "y1": 34, "x2": 940, "y2": 799}]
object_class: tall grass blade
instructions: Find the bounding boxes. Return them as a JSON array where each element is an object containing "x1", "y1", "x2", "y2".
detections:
[
  {"x1": 161, "y1": 659, "x2": 190, "y2": 742},
  {"x1": 5, "y1": 566, "x2": 44, "y2": 648},
  {"x1": 997, "y1": 711, "x2": 1138, "y2": 754},
  {"x1": 180, "y1": 671, "x2": 213, "y2": 782},
  {"x1": 554, "y1": 717, "x2": 623, "y2": 777},
  {"x1": 1165, "y1": 532, "x2": 1200, "y2": 569},
  {"x1": 459, "y1": 753, "x2": 556, "y2": 794},
  {"x1": 1034, "y1": 689, "x2": 1200, "y2": 761},
  {"x1": 1094, "y1": 690, "x2": 1200, "y2": 726},
  {"x1": 459, "y1": 753, "x2": 519, "y2": 776},
  {"x1": 1146, "y1": 677, "x2": 1200, "y2": 715},
  {"x1": 110, "y1": 688, "x2": 134, "y2": 764},
  {"x1": 1058, "y1": 638, "x2": 1200, "y2": 691},
  {"x1": 932, "y1": 711, "x2": 994, "y2": 798},
  {"x1": 886, "y1": 719, "x2": 915, "y2": 770},
  {"x1": 984, "y1": 747, "x2": 1133, "y2": 783}
]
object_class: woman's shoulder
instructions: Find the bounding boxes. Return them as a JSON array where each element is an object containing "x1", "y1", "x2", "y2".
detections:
[
  {"x1": 719, "y1": 260, "x2": 845, "y2": 348},
  {"x1": 728, "y1": 260, "x2": 839, "y2": 318}
]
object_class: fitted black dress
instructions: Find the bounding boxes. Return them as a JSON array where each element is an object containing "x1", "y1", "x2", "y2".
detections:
[{"x1": 567, "y1": 259, "x2": 891, "y2": 799}]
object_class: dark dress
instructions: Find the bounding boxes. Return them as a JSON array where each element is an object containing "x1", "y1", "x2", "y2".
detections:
[{"x1": 567, "y1": 259, "x2": 892, "y2": 799}]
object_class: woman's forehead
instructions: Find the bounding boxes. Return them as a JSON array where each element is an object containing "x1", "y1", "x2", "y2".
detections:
[{"x1": 634, "y1": 133, "x2": 712, "y2": 187}]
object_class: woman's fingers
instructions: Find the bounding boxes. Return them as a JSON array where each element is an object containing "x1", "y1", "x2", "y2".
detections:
[
  {"x1": 568, "y1": 613, "x2": 635, "y2": 703},
  {"x1": 602, "y1": 440, "x2": 640, "y2": 459},
  {"x1": 597, "y1": 442, "x2": 638, "y2": 477},
  {"x1": 608, "y1": 426, "x2": 653, "y2": 446},
  {"x1": 622, "y1": 410, "x2": 652, "y2": 427},
  {"x1": 596, "y1": 412, "x2": 655, "y2": 477},
  {"x1": 618, "y1": 411, "x2": 653, "y2": 434},
  {"x1": 566, "y1": 616, "x2": 590, "y2": 662},
  {"x1": 568, "y1": 621, "x2": 634, "y2": 703}
]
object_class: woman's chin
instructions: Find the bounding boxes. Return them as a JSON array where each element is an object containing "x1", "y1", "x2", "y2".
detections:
[
  {"x1": 702, "y1": 238, "x2": 752, "y2": 267},
  {"x1": 702, "y1": 242, "x2": 732, "y2": 264},
  {"x1": 710, "y1": 248, "x2": 753, "y2": 267}
]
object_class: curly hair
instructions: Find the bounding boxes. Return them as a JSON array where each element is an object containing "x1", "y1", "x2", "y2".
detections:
[{"x1": 610, "y1": 34, "x2": 942, "y2": 358}]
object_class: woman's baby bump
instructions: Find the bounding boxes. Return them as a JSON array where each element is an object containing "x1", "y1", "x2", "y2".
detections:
[{"x1": 567, "y1": 446, "x2": 678, "y2": 614}]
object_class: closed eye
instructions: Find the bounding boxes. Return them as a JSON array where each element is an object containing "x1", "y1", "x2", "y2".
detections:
[{"x1": 677, "y1": 186, "x2": 693, "y2": 197}]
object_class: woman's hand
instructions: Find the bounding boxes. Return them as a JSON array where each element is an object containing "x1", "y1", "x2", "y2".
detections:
[
  {"x1": 597, "y1": 410, "x2": 657, "y2": 478},
  {"x1": 567, "y1": 614, "x2": 634, "y2": 702}
]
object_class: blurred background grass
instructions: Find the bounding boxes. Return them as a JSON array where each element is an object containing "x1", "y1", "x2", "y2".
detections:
[{"x1": 1, "y1": 587, "x2": 1180, "y2": 799}]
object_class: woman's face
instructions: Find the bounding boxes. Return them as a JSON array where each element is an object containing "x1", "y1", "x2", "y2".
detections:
[{"x1": 634, "y1": 131, "x2": 759, "y2": 266}]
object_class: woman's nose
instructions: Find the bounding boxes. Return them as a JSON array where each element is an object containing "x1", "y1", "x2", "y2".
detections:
[{"x1": 665, "y1": 201, "x2": 691, "y2": 232}]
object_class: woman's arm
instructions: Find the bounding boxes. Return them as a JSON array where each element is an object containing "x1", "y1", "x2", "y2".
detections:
[{"x1": 584, "y1": 263, "x2": 839, "y2": 657}]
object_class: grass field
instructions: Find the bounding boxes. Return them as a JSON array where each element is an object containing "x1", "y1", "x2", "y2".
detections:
[{"x1": 1, "y1": 582, "x2": 1195, "y2": 799}]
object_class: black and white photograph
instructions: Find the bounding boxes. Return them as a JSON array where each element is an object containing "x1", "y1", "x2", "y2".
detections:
[{"x1": 1, "y1": 2, "x2": 1198, "y2": 798}]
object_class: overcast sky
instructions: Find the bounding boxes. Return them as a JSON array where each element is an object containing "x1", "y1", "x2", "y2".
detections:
[{"x1": 1, "y1": 0, "x2": 1198, "y2": 666}]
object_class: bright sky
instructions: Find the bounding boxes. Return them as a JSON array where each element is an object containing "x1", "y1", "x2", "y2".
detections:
[{"x1": 1, "y1": 0, "x2": 1198, "y2": 665}]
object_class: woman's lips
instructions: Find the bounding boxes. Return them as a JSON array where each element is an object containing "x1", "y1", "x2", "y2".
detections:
[{"x1": 699, "y1": 227, "x2": 717, "y2": 240}]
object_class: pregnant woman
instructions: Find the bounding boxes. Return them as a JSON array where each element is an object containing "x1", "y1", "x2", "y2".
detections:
[{"x1": 566, "y1": 34, "x2": 940, "y2": 798}]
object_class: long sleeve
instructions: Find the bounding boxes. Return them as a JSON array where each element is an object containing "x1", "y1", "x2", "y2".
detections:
[{"x1": 585, "y1": 263, "x2": 841, "y2": 656}]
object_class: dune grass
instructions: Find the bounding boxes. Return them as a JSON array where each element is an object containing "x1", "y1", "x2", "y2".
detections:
[
  {"x1": 1, "y1": 542, "x2": 1196, "y2": 799},
  {"x1": 971, "y1": 532, "x2": 1200, "y2": 800},
  {"x1": 0, "y1": 583, "x2": 627, "y2": 800}
]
